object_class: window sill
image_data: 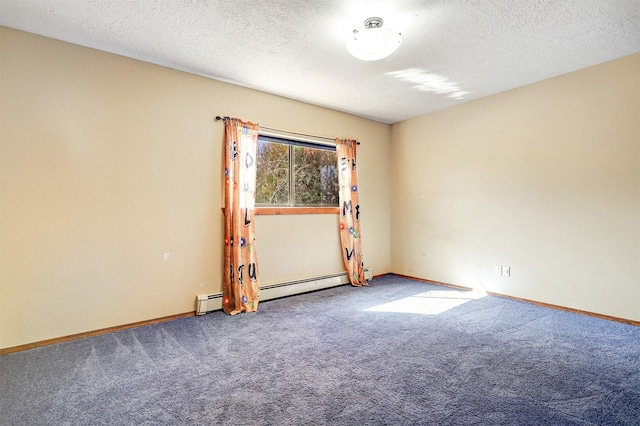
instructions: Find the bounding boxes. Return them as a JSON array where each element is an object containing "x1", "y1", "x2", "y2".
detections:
[{"x1": 255, "y1": 207, "x2": 339, "y2": 215}]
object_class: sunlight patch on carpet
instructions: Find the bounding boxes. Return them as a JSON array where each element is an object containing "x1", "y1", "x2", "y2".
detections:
[{"x1": 365, "y1": 289, "x2": 487, "y2": 315}]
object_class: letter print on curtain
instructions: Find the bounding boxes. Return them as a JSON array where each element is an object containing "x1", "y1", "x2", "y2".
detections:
[
  {"x1": 336, "y1": 138, "x2": 368, "y2": 286},
  {"x1": 223, "y1": 118, "x2": 260, "y2": 314}
]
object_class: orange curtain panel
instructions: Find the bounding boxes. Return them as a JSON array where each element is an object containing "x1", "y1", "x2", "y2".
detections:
[
  {"x1": 223, "y1": 118, "x2": 261, "y2": 314},
  {"x1": 336, "y1": 138, "x2": 368, "y2": 286}
]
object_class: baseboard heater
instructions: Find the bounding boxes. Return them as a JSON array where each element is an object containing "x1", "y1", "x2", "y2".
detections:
[{"x1": 196, "y1": 268, "x2": 373, "y2": 315}]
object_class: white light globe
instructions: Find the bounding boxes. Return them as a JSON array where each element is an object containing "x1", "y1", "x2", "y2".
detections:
[{"x1": 347, "y1": 27, "x2": 402, "y2": 61}]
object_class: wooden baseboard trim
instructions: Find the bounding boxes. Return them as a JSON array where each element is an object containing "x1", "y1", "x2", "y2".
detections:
[
  {"x1": 391, "y1": 273, "x2": 473, "y2": 291},
  {"x1": 484, "y1": 291, "x2": 640, "y2": 327},
  {"x1": 389, "y1": 273, "x2": 639, "y2": 327},
  {"x1": 0, "y1": 311, "x2": 196, "y2": 355},
  {"x1": 373, "y1": 273, "x2": 392, "y2": 279},
  {"x1": 5, "y1": 275, "x2": 637, "y2": 354}
]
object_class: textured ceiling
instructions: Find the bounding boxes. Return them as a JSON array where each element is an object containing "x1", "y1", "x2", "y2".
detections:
[{"x1": 1, "y1": 0, "x2": 639, "y2": 123}]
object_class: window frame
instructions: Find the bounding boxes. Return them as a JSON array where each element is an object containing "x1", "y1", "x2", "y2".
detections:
[{"x1": 255, "y1": 134, "x2": 339, "y2": 215}]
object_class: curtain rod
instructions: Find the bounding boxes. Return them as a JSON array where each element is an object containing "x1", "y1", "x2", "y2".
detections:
[{"x1": 215, "y1": 116, "x2": 360, "y2": 145}]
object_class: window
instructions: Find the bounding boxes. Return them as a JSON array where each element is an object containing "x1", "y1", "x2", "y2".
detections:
[{"x1": 255, "y1": 135, "x2": 338, "y2": 211}]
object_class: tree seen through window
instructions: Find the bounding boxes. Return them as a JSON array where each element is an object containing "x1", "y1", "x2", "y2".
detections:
[{"x1": 256, "y1": 136, "x2": 338, "y2": 207}]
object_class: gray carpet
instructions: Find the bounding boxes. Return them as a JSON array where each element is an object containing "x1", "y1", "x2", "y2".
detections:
[{"x1": 1, "y1": 275, "x2": 639, "y2": 425}]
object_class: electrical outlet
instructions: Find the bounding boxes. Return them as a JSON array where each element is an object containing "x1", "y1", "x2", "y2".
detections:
[
  {"x1": 495, "y1": 265, "x2": 502, "y2": 276},
  {"x1": 503, "y1": 266, "x2": 511, "y2": 277}
]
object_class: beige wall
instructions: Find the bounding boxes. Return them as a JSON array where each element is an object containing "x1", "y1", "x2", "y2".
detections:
[
  {"x1": 2, "y1": 25, "x2": 637, "y2": 350},
  {"x1": 391, "y1": 54, "x2": 640, "y2": 321},
  {"x1": 0, "y1": 27, "x2": 391, "y2": 349}
]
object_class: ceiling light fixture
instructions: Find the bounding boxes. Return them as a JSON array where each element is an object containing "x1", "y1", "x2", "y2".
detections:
[{"x1": 347, "y1": 17, "x2": 402, "y2": 61}]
